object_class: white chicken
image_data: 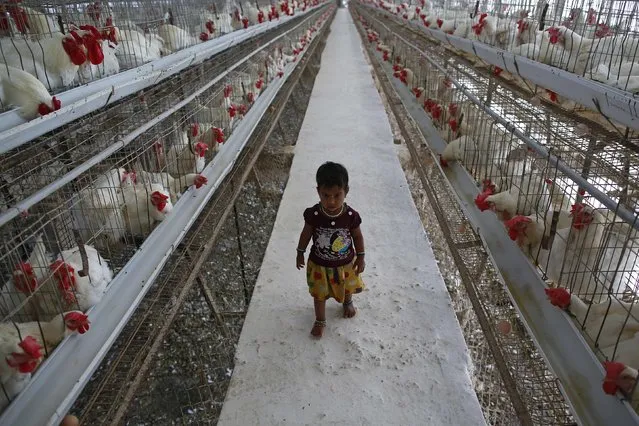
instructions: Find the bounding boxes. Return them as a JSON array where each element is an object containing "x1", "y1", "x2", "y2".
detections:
[
  {"x1": 505, "y1": 209, "x2": 573, "y2": 258},
  {"x1": 546, "y1": 288, "x2": 639, "y2": 354},
  {"x1": 242, "y1": 2, "x2": 262, "y2": 25},
  {"x1": 111, "y1": 25, "x2": 163, "y2": 68},
  {"x1": 77, "y1": 40, "x2": 120, "y2": 83},
  {"x1": 47, "y1": 244, "x2": 113, "y2": 312},
  {"x1": 477, "y1": 172, "x2": 551, "y2": 220},
  {"x1": 164, "y1": 128, "x2": 209, "y2": 175},
  {"x1": 603, "y1": 331, "x2": 639, "y2": 370},
  {"x1": 0, "y1": 64, "x2": 61, "y2": 120},
  {"x1": 0, "y1": 4, "x2": 59, "y2": 39},
  {"x1": 0, "y1": 336, "x2": 43, "y2": 410},
  {"x1": 188, "y1": 122, "x2": 226, "y2": 152},
  {"x1": 602, "y1": 362, "x2": 639, "y2": 412},
  {"x1": 122, "y1": 183, "x2": 173, "y2": 236},
  {"x1": 0, "y1": 310, "x2": 90, "y2": 355},
  {"x1": 536, "y1": 204, "x2": 627, "y2": 301},
  {"x1": 158, "y1": 21, "x2": 198, "y2": 53},
  {"x1": 0, "y1": 234, "x2": 51, "y2": 322},
  {"x1": 439, "y1": 135, "x2": 477, "y2": 166},
  {"x1": 0, "y1": 28, "x2": 101, "y2": 90},
  {"x1": 135, "y1": 169, "x2": 208, "y2": 203},
  {"x1": 71, "y1": 168, "x2": 129, "y2": 251}
]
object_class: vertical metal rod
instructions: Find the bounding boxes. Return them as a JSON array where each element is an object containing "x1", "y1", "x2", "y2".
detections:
[{"x1": 233, "y1": 204, "x2": 250, "y2": 308}]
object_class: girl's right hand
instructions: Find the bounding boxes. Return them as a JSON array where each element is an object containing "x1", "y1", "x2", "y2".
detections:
[{"x1": 296, "y1": 253, "x2": 305, "y2": 270}]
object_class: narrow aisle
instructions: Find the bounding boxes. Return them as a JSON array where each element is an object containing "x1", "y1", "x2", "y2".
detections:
[{"x1": 217, "y1": 9, "x2": 485, "y2": 425}]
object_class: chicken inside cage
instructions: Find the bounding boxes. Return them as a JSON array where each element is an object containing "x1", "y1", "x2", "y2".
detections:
[
  {"x1": 371, "y1": 0, "x2": 639, "y2": 139},
  {"x1": 358, "y1": 4, "x2": 639, "y2": 416},
  {"x1": 0, "y1": 0, "x2": 316, "y2": 120},
  {"x1": 0, "y1": 9, "x2": 323, "y2": 413}
]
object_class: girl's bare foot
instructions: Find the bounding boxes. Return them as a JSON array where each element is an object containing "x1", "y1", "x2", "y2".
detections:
[
  {"x1": 343, "y1": 299, "x2": 356, "y2": 318},
  {"x1": 311, "y1": 320, "x2": 326, "y2": 338}
]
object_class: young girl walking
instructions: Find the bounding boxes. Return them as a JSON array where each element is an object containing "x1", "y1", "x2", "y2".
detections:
[{"x1": 296, "y1": 162, "x2": 366, "y2": 338}]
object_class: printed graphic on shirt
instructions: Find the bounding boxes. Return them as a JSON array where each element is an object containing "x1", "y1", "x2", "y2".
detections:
[{"x1": 314, "y1": 227, "x2": 352, "y2": 262}]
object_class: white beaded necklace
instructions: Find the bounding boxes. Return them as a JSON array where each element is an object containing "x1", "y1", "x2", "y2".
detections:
[{"x1": 320, "y1": 204, "x2": 344, "y2": 218}]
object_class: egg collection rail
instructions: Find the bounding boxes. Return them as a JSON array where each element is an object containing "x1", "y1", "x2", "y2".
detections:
[
  {"x1": 354, "y1": 3, "x2": 639, "y2": 424},
  {"x1": 0, "y1": 4, "x2": 332, "y2": 425},
  {"x1": 359, "y1": 0, "x2": 639, "y2": 133}
]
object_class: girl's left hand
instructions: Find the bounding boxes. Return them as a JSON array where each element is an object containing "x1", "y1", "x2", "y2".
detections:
[{"x1": 354, "y1": 256, "x2": 366, "y2": 275}]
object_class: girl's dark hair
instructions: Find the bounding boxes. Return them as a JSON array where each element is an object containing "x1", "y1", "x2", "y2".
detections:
[{"x1": 316, "y1": 162, "x2": 349, "y2": 189}]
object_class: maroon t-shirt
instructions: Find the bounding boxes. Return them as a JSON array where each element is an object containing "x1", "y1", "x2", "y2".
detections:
[{"x1": 303, "y1": 203, "x2": 362, "y2": 267}]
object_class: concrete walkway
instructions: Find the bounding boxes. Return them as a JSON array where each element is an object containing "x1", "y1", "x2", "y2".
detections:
[{"x1": 217, "y1": 8, "x2": 486, "y2": 425}]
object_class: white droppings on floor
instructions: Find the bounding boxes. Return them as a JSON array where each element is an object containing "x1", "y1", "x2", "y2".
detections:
[{"x1": 217, "y1": 8, "x2": 486, "y2": 426}]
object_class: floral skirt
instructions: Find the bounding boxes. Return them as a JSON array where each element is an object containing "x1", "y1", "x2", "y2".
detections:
[{"x1": 306, "y1": 259, "x2": 365, "y2": 303}]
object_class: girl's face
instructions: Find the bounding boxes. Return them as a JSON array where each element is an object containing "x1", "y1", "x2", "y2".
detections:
[{"x1": 317, "y1": 185, "x2": 347, "y2": 214}]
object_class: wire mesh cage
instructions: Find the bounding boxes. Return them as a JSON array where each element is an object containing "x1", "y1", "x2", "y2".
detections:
[
  {"x1": 365, "y1": 0, "x2": 639, "y2": 131},
  {"x1": 0, "y1": 0, "x2": 313, "y2": 118},
  {"x1": 357, "y1": 3, "x2": 639, "y2": 423},
  {"x1": 0, "y1": 4, "x2": 326, "y2": 417}
]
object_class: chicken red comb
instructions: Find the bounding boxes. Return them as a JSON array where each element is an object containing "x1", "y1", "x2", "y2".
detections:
[
  {"x1": 255, "y1": 79, "x2": 264, "y2": 90},
  {"x1": 79, "y1": 24, "x2": 102, "y2": 40},
  {"x1": 505, "y1": 215, "x2": 531, "y2": 241},
  {"x1": 205, "y1": 20, "x2": 215, "y2": 34},
  {"x1": 194, "y1": 175, "x2": 208, "y2": 189},
  {"x1": 199, "y1": 32, "x2": 210, "y2": 42},
  {"x1": 431, "y1": 104, "x2": 443, "y2": 120},
  {"x1": 6, "y1": 350, "x2": 39, "y2": 374},
  {"x1": 570, "y1": 203, "x2": 584, "y2": 214},
  {"x1": 213, "y1": 127, "x2": 225, "y2": 143},
  {"x1": 603, "y1": 361, "x2": 627, "y2": 394},
  {"x1": 247, "y1": 92, "x2": 255, "y2": 103},
  {"x1": 448, "y1": 103, "x2": 458, "y2": 116},
  {"x1": 64, "y1": 311, "x2": 90, "y2": 334},
  {"x1": 423, "y1": 98, "x2": 434, "y2": 112},
  {"x1": 228, "y1": 105, "x2": 237, "y2": 118},
  {"x1": 570, "y1": 203, "x2": 594, "y2": 229},
  {"x1": 151, "y1": 191, "x2": 169, "y2": 203},
  {"x1": 448, "y1": 118, "x2": 458, "y2": 132},
  {"x1": 547, "y1": 26, "x2": 561, "y2": 44},
  {"x1": 15, "y1": 261, "x2": 33, "y2": 276},
  {"x1": 52, "y1": 96, "x2": 62, "y2": 111},
  {"x1": 439, "y1": 154, "x2": 448, "y2": 167},
  {"x1": 545, "y1": 287, "x2": 571, "y2": 310},
  {"x1": 38, "y1": 103, "x2": 52, "y2": 116},
  {"x1": 194, "y1": 142, "x2": 208, "y2": 157},
  {"x1": 19, "y1": 336, "x2": 42, "y2": 359},
  {"x1": 493, "y1": 66, "x2": 503, "y2": 77},
  {"x1": 190, "y1": 123, "x2": 200, "y2": 137},
  {"x1": 224, "y1": 85, "x2": 233, "y2": 98},
  {"x1": 436, "y1": 18, "x2": 443, "y2": 27},
  {"x1": 474, "y1": 189, "x2": 493, "y2": 211},
  {"x1": 13, "y1": 262, "x2": 37, "y2": 294},
  {"x1": 82, "y1": 33, "x2": 104, "y2": 65},
  {"x1": 516, "y1": 19, "x2": 529, "y2": 34}
]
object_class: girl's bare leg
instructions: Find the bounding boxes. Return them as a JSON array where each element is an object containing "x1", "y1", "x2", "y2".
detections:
[
  {"x1": 311, "y1": 299, "x2": 326, "y2": 337},
  {"x1": 343, "y1": 295, "x2": 356, "y2": 318}
]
